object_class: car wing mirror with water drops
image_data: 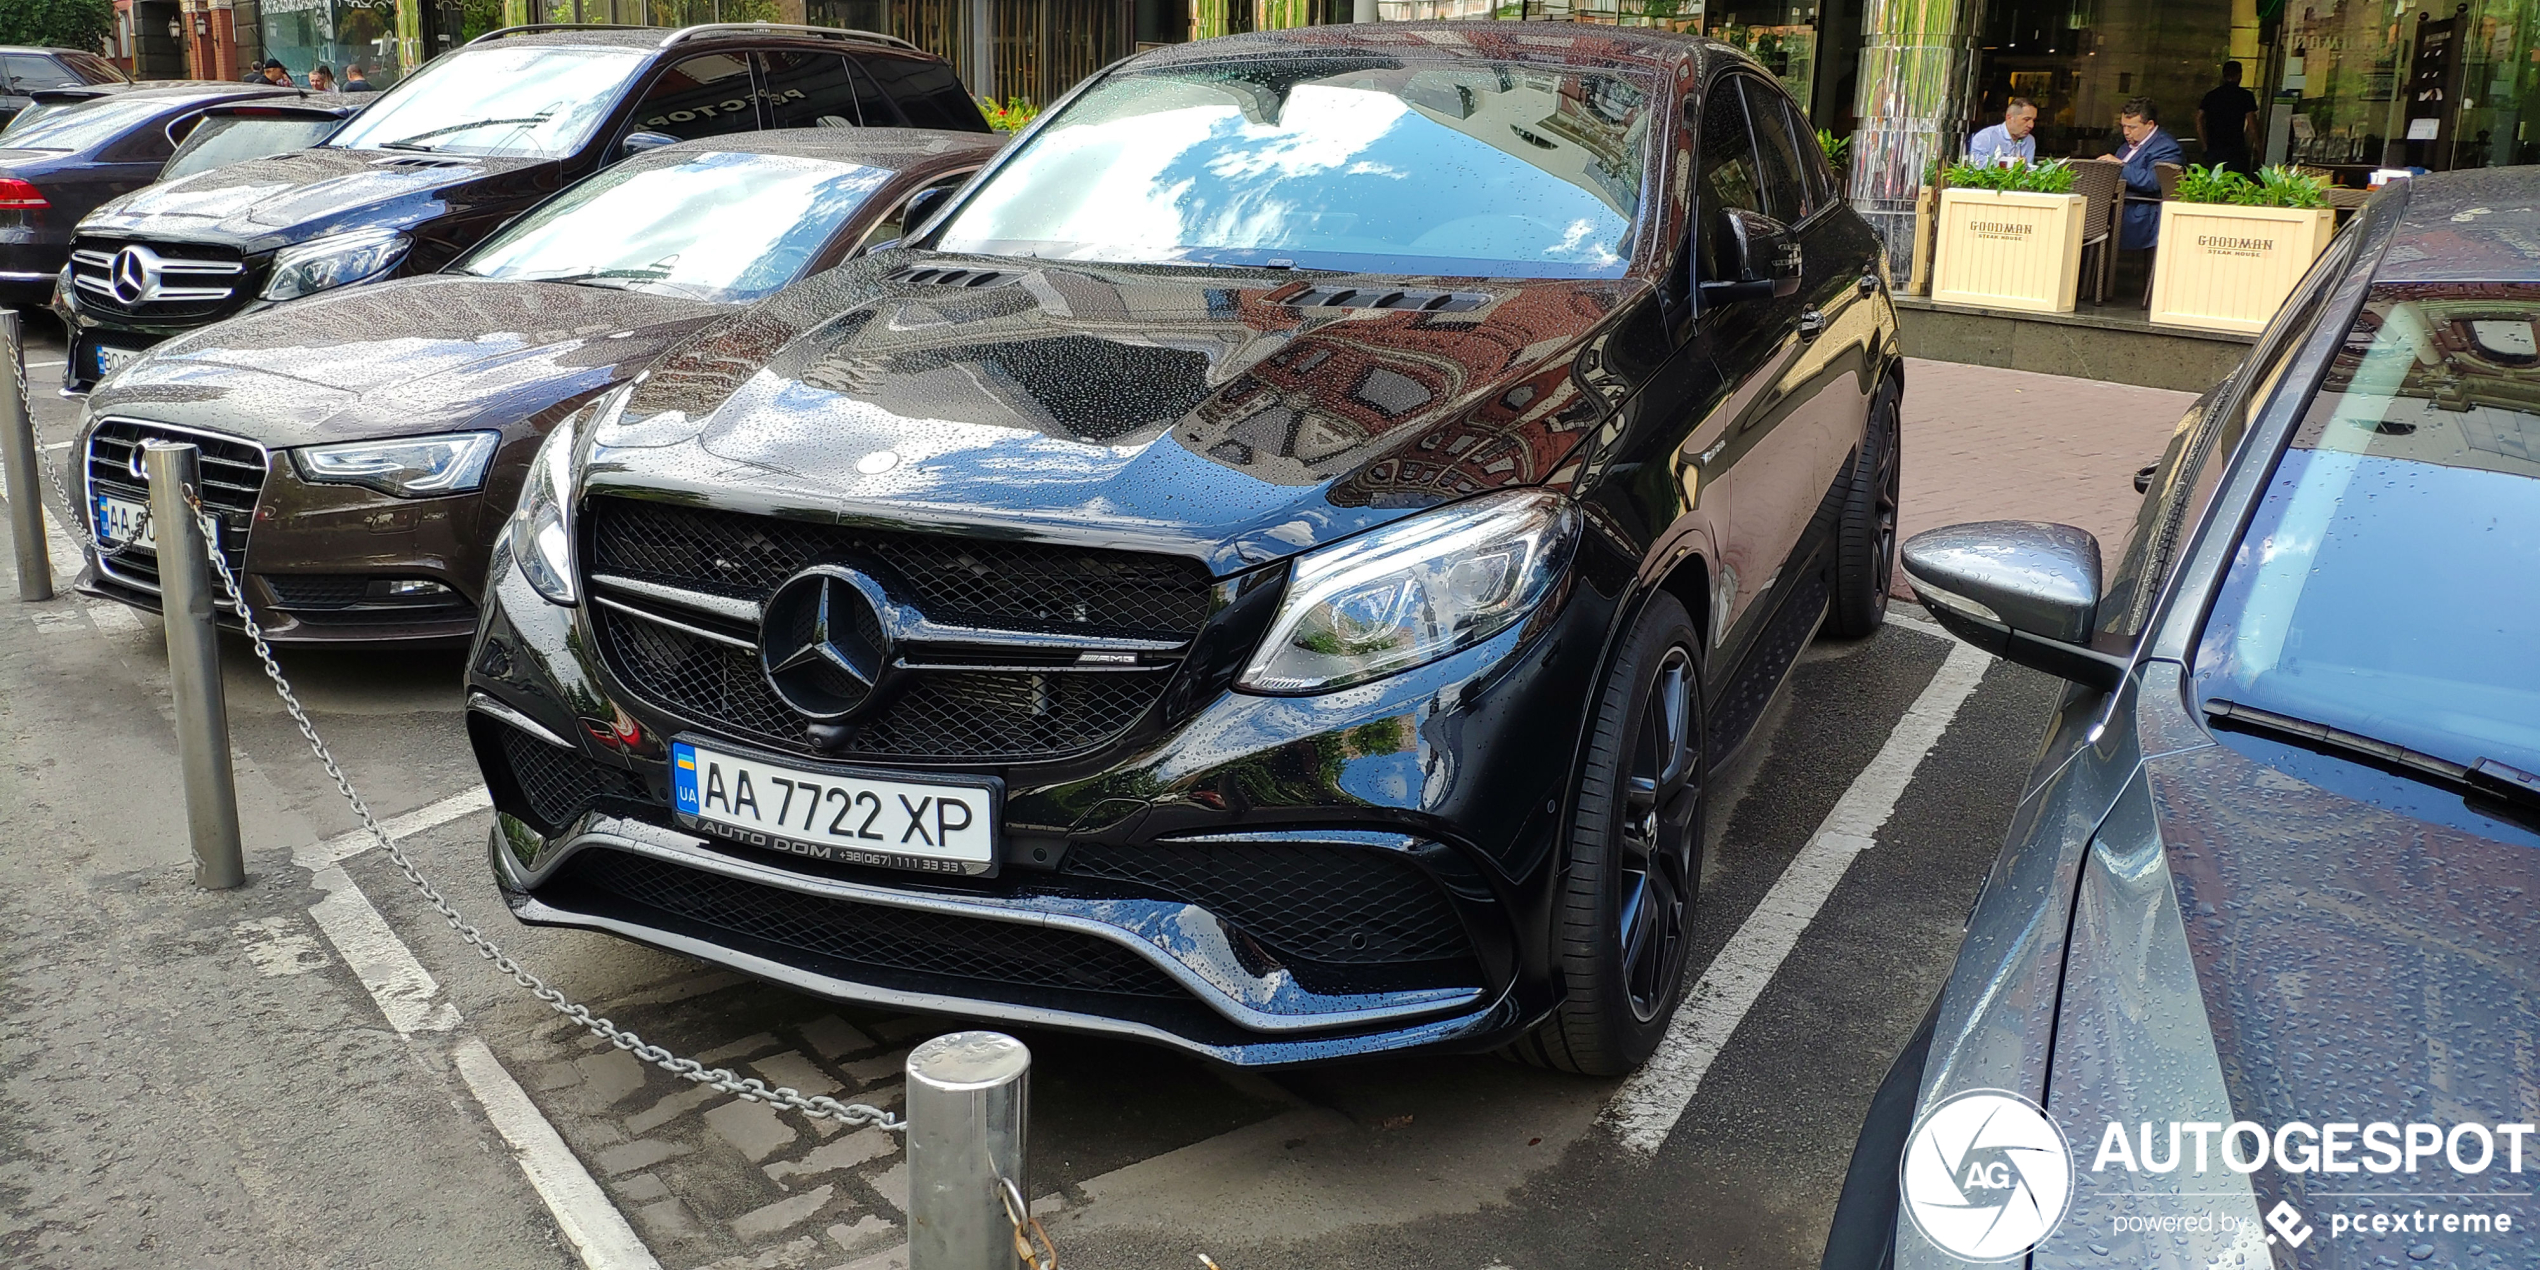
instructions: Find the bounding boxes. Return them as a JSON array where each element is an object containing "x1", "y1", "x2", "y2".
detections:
[{"x1": 1899, "y1": 521, "x2": 2130, "y2": 690}]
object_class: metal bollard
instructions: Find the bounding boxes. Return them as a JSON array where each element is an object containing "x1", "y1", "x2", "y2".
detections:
[
  {"x1": 144, "y1": 441, "x2": 247, "y2": 890},
  {"x1": 1, "y1": 310, "x2": 53, "y2": 602},
  {"x1": 906, "y1": 1031, "x2": 1032, "y2": 1270}
]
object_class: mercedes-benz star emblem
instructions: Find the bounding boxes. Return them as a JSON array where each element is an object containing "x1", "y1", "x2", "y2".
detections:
[
  {"x1": 109, "y1": 246, "x2": 154, "y2": 306},
  {"x1": 760, "y1": 565, "x2": 891, "y2": 721}
]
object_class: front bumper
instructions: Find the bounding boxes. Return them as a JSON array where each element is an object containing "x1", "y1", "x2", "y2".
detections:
[
  {"x1": 466, "y1": 533, "x2": 1623, "y2": 1065},
  {"x1": 70, "y1": 415, "x2": 492, "y2": 644}
]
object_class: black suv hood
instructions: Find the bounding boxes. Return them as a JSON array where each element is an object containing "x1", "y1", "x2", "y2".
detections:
[
  {"x1": 592, "y1": 252, "x2": 1658, "y2": 575},
  {"x1": 80, "y1": 146, "x2": 548, "y2": 250},
  {"x1": 87, "y1": 275, "x2": 720, "y2": 442}
]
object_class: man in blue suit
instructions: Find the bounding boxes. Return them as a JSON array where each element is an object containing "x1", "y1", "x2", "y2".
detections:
[{"x1": 2096, "y1": 96, "x2": 2183, "y2": 249}]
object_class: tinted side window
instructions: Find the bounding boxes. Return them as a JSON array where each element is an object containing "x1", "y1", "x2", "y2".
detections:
[
  {"x1": 6, "y1": 55, "x2": 82, "y2": 91},
  {"x1": 1741, "y1": 78, "x2": 1811, "y2": 224},
  {"x1": 100, "y1": 109, "x2": 186, "y2": 163},
  {"x1": 1695, "y1": 79, "x2": 1763, "y2": 282},
  {"x1": 857, "y1": 54, "x2": 988, "y2": 131},
  {"x1": 1783, "y1": 96, "x2": 1835, "y2": 207},
  {"x1": 760, "y1": 51, "x2": 862, "y2": 128},
  {"x1": 630, "y1": 54, "x2": 759, "y2": 141}
]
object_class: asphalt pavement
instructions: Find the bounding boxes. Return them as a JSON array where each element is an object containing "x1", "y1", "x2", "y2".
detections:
[{"x1": 1, "y1": 313, "x2": 2182, "y2": 1270}]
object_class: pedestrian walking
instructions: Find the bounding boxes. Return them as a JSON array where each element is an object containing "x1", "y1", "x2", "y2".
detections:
[{"x1": 2196, "y1": 62, "x2": 2261, "y2": 174}]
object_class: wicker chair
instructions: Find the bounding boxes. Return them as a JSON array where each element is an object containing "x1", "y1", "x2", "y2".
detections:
[{"x1": 2071, "y1": 160, "x2": 2122, "y2": 304}]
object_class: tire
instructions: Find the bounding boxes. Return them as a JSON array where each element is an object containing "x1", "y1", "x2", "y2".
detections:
[
  {"x1": 1510, "y1": 591, "x2": 1707, "y2": 1076},
  {"x1": 1826, "y1": 375, "x2": 1902, "y2": 638}
]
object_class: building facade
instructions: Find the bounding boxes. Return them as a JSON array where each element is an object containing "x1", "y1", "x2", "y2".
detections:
[{"x1": 102, "y1": 0, "x2": 2522, "y2": 278}]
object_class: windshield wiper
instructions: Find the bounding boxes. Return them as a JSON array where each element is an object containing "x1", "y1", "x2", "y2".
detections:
[
  {"x1": 2202, "y1": 698, "x2": 2540, "y2": 812},
  {"x1": 374, "y1": 112, "x2": 555, "y2": 152},
  {"x1": 513, "y1": 266, "x2": 672, "y2": 289}
]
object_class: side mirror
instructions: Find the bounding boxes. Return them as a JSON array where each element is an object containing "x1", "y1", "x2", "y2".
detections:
[
  {"x1": 1899, "y1": 521, "x2": 2129, "y2": 689},
  {"x1": 618, "y1": 130, "x2": 677, "y2": 160},
  {"x1": 900, "y1": 185, "x2": 957, "y2": 235},
  {"x1": 1699, "y1": 208, "x2": 1803, "y2": 305}
]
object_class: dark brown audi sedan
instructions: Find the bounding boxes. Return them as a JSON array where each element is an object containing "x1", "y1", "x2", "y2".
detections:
[{"x1": 70, "y1": 127, "x2": 999, "y2": 643}]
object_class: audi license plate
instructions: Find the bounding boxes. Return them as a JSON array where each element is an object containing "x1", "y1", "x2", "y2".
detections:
[
  {"x1": 93, "y1": 492, "x2": 209, "y2": 551},
  {"x1": 671, "y1": 739, "x2": 999, "y2": 876}
]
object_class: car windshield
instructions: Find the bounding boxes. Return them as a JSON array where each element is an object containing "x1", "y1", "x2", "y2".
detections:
[
  {"x1": 0, "y1": 94, "x2": 170, "y2": 152},
  {"x1": 2194, "y1": 283, "x2": 2540, "y2": 780},
  {"x1": 452, "y1": 150, "x2": 891, "y2": 303},
  {"x1": 163, "y1": 114, "x2": 344, "y2": 180},
  {"x1": 934, "y1": 59, "x2": 1650, "y2": 277},
  {"x1": 327, "y1": 44, "x2": 643, "y2": 158}
]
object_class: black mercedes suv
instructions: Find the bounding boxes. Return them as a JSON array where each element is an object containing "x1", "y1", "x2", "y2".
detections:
[
  {"x1": 465, "y1": 24, "x2": 1904, "y2": 1072},
  {"x1": 55, "y1": 22, "x2": 987, "y2": 391}
]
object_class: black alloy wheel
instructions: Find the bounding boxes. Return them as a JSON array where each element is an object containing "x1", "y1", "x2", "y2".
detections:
[
  {"x1": 1827, "y1": 376, "x2": 1902, "y2": 637},
  {"x1": 1511, "y1": 590, "x2": 1707, "y2": 1076}
]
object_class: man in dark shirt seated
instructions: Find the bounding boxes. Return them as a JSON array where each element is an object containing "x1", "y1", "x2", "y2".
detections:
[
  {"x1": 2198, "y1": 62, "x2": 2261, "y2": 174},
  {"x1": 2096, "y1": 96, "x2": 2184, "y2": 249}
]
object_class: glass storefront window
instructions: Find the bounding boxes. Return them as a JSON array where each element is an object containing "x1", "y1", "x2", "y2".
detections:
[{"x1": 260, "y1": 0, "x2": 405, "y2": 86}]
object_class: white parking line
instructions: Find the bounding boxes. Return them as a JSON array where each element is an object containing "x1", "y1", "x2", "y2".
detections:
[
  {"x1": 291, "y1": 796, "x2": 660, "y2": 1270},
  {"x1": 1603, "y1": 640, "x2": 1993, "y2": 1155}
]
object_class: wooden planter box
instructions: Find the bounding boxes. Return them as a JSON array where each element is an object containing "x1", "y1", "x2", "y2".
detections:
[
  {"x1": 2149, "y1": 203, "x2": 2337, "y2": 335},
  {"x1": 1930, "y1": 188, "x2": 2088, "y2": 314},
  {"x1": 1908, "y1": 185, "x2": 1935, "y2": 296}
]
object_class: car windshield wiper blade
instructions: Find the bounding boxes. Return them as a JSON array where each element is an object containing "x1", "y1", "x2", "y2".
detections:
[
  {"x1": 2202, "y1": 697, "x2": 2540, "y2": 811},
  {"x1": 511, "y1": 266, "x2": 673, "y2": 288},
  {"x1": 374, "y1": 112, "x2": 555, "y2": 151}
]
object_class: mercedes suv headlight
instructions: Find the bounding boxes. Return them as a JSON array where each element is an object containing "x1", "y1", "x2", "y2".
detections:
[
  {"x1": 261, "y1": 229, "x2": 410, "y2": 301},
  {"x1": 1238, "y1": 489, "x2": 1582, "y2": 695},
  {"x1": 505, "y1": 412, "x2": 584, "y2": 606},
  {"x1": 293, "y1": 432, "x2": 499, "y2": 497}
]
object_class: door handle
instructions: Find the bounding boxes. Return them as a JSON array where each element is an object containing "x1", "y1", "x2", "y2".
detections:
[{"x1": 1797, "y1": 308, "x2": 1827, "y2": 340}]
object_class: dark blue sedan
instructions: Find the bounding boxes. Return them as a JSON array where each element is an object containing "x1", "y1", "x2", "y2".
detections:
[{"x1": 1827, "y1": 169, "x2": 2540, "y2": 1270}]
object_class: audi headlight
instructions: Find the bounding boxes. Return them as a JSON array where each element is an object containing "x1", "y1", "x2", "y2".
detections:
[
  {"x1": 292, "y1": 432, "x2": 499, "y2": 497},
  {"x1": 505, "y1": 411, "x2": 587, "y2": 606},
  {"x1": 261, "y1": 229, "x2": 410, "y2": 301},
  {"x1": 1238, "y1": 489, "x2": 1581, "y2": 695}
]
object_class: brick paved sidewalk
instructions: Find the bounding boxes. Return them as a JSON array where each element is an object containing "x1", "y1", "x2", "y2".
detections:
[{"x1": 1893, "y1": 357, "x2": 2207, "y2": 596}]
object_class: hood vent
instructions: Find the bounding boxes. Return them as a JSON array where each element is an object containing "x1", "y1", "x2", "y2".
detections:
[
  {"x1": 1280, "y1": 285, "x2": 1490, "y2": 313},
  {"x1": 891, "y1": 265, "x2": 1017, "y2": 289}
]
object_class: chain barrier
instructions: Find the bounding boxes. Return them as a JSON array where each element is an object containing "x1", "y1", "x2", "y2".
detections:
[
  {"x1": 1000, "y1": 1176, "x2": 1060, "y2": 1270},
  {"x1": 165, "y1": 484, "x2": 904, "y2": 1130},
  {"x1": 12, "y1": 382, "x2": 906, "y2": 1130}
]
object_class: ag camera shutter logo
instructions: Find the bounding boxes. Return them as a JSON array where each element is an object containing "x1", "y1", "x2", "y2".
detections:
[{"x1": 1901, "y1": 1089, "x2": 2076, "y2": 1261}]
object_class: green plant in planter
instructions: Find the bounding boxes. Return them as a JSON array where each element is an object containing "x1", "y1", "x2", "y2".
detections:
[
  {"x1": 2239, "y1": 165, "x2": 2330, "y2": 208},
  {"x1": 976, "y1": 96, "x2": 1041, "y2": 133},
  {"x1": 1943, "y1": 157, "x2": 2076, "y2": 193},
  {"x1": 1818, "y1": 128, "x2": 1852, "y2": 168},
  {"x1": 2171, "y1": 163, "x2": 2253, "y2": 204}
]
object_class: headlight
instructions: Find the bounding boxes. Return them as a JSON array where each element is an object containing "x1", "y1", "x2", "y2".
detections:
[
  {"x1": 261, "y1": 229, "x2": 410, "y2": 301},
  {"x1": 505, "y1": 411, "x2": 585, "y2": 606},
  {"x1": 1238, "y1": 489, "x2": 1581, "y2": 695},
  {"x1": 292, "y1": 432, "x2": 499, "y2": 497}
]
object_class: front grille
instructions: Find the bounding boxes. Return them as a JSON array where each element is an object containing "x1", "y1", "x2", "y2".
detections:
[
  {"x1": 69, "y1": 237, "x2": 255, "y2": 321},
  {"x1": 561, "y1": 849, "x2": 1186, "y2": 998},
  {"x1": 83, "y1": 419, "x2": 265, "y2": 591},
  {"x1": 262, "y1": 574, "x2": 373, "y2": 608},
  {"x1": 495, "y1": 726, "x2": 646, "y2": 835},
  {"x1": 1063, "y1": 839, "x2": 1475, "y2": 967},
  {"x1": 586, "y1": 498, "x2": 1211, "y2": 762},
  {"x1": 591, "y1": 499, "x2": 1212, "y2": 638}
]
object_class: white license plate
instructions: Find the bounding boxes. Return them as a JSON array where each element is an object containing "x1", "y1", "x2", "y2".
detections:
[
  {"x1": 93, "y1": 343, "x2": 142, "y2": 378},
  {"x1": 671, "y1": 739, "x2": 999, "y2": 876},
  {"x1": 93, "y1": 492, "x2": 211, "y2": 552}
]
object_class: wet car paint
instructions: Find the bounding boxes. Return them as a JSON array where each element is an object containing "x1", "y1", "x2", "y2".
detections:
[
  {"x1": 71, "y1": 128, "x2": 1005, "y2": 643},
  {"x1": 466, "y1": 25, "x2": 1906, "y2": 1064},
  {"x1": 1834, "y1": 172, "x2": 2540, "y2": 1270}
]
